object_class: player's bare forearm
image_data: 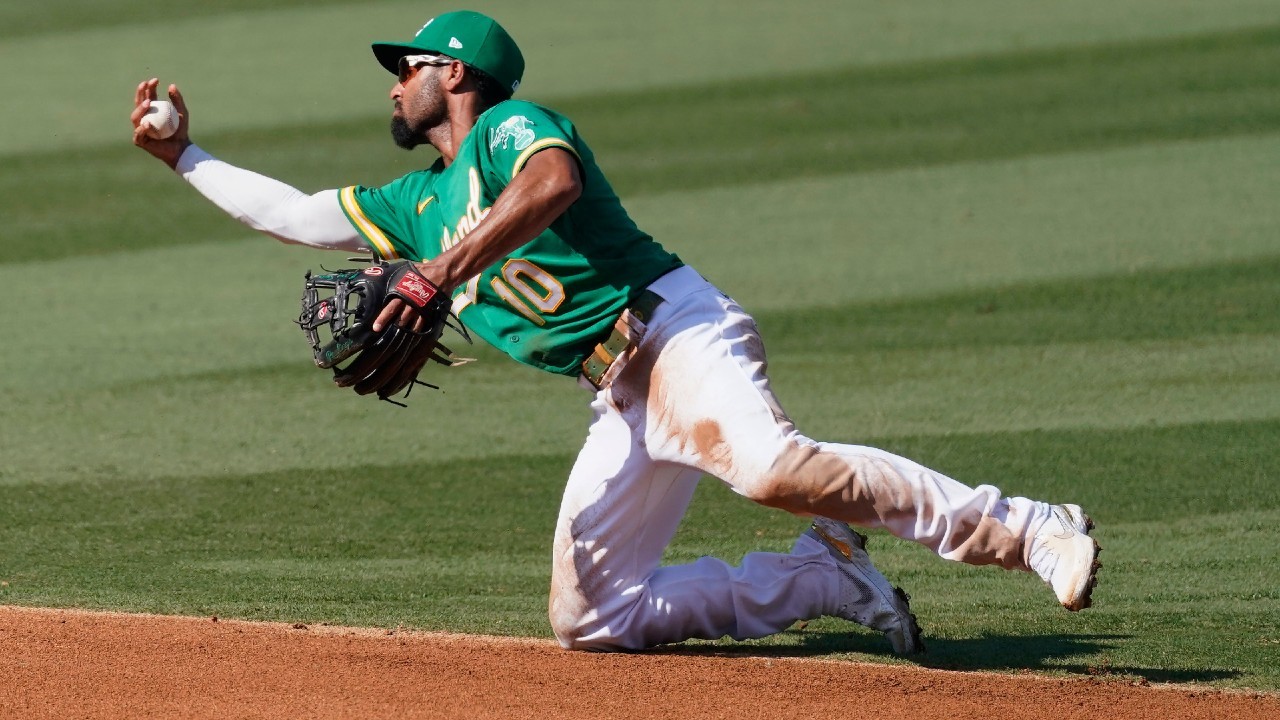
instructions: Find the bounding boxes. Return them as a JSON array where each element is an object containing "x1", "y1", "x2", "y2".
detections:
[
  {"x1": 424, "y1": 149, "x2": 582, "y2": 291},
  {"x1": 374, "y1": 149, "x2": 583, "y2": 331}
]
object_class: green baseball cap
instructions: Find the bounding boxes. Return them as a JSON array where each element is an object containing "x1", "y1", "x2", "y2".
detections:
[{"x1": 372, "y1": 11, "x2": 525, "y2": 95}]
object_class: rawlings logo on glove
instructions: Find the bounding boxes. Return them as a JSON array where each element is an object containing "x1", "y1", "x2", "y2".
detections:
[
  {"x1": 390, "y1": 271, "x2": 439, "y2": 308},
  {"x1": 296, "y1": 259, "x2": 471, "y2": 406}
]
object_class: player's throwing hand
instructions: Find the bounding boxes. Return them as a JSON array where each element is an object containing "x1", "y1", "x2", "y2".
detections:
[{"x1": 131, "y1": 78, "x2": 192, "y2": 169}]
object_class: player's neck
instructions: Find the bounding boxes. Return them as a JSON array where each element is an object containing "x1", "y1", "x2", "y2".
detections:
[{"x1": 432, "y1": 98, "x2": 482, "y2": 167}]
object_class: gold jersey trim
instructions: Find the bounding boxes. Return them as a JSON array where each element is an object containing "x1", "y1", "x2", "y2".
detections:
[
  {"x1": 511, "y1": 138, "x2": 580, "y2": 178},
  {"x1": 339, "y1": 186, "x2": 400, "y2": 260}
]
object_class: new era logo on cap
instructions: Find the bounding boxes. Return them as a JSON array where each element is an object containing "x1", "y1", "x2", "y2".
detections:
[{"x1": 449, "y1": 36, "x2": 463, "y2": 49}]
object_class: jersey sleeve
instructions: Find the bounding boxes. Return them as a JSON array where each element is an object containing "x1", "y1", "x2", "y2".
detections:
[
  {"x1": 337, "y1": 173, "x2": 432, "y2": 260},
  {"x1": 479, "y1": 101, "x2": 583, "y2": 187}
]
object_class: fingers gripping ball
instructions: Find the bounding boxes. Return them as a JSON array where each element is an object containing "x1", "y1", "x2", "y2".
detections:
[
  {"x1": 297, "y1": 260, "x2": 472, "y2": 406},
  {"x1": 141, "y1": 100, "x2": 181, "y2": 139}
]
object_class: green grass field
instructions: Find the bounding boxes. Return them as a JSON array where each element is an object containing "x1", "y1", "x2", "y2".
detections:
[{"x1": 3, "y1": 0, "x2": 1279, "y2": 690}]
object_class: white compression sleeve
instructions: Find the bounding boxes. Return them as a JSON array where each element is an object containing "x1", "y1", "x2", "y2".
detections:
[{"x1": 175, "y1": 144, "x2": 366, "y2": 252}]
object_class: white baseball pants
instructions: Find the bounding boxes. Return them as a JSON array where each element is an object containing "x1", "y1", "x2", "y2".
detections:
[{"x1": 549, "y1": 266, "x2": 1051, "y2": 650}]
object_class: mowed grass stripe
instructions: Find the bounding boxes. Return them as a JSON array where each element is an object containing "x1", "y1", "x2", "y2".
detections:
[
  {"x1": 572, "y1": 23, "x2": 1280, "y2": 194},
  {"x1": 7, "y1": 252, "x2": 1275, "y2": 394},
  {"x1": 10, "y1": 2, "x2": 1278, "y2": 157},
  {"x1": 3, "y1": 256, "x2": 1277, "y2": 486},
  {"x1": 754, "y1": 256, "x2": 1280, "y2": 354},
  {"x1": 859, "y1": 420, "x2": 1280, "y2": 522},
  {"x1": 0, "y1": 0, "x2": 362, "y2": 39},
  {"x1": 0, "y1": 356, "x2": 587, "y2": 488},
  {"x1": 5, "y1": 330, "x2": 1276, "y2": 489},
  {"x1": 0, "y1": 452, "x2": 570, "y2": 631},
  {"x1": 6, "y1": 25, "x2": 1280, "y2": 264},
  {"x1": 754, "y1": 257, "x2": 1280, "y2": 438},
  {"x1": 771, "y1": 332, "x2": 1280, "y2": 440}
]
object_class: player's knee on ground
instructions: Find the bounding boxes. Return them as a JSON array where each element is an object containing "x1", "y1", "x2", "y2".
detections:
[
  {"x1": 549, "y1": 608, "x2": 580, "y2": 650},
  {"x1": 548, "y1": 596, "x2": 640, "y2": 652},
  {"x1": 548, "y1": 613, "x2": 616, "y2": 652},
  {"x1": 548, "y1": 592, "x2": 594, "y2": 650}
]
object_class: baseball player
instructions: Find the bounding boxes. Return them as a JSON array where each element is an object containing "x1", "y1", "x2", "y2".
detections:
[{"x1": 130, "y1": 10, "x2": 1099, "y2": 654}]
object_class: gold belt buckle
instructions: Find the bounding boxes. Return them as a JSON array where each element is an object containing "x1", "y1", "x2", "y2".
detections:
[{"x1": 582, "y1": 290, "x2": 662, "y2": 389}]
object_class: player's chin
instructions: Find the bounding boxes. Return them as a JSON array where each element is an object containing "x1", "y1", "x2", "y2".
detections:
[{"x1": 389, "y1": 115, "x2": 421, "y2": 150}]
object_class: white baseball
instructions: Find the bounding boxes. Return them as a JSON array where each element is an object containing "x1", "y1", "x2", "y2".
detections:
[{"x1": 141, "y1": 100, "x2": 181, "y2": 139}]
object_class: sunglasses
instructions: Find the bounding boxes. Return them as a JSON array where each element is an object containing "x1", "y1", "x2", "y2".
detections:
[{"x1": 397, "y1": 54, "x2": 455, "y2": 84}]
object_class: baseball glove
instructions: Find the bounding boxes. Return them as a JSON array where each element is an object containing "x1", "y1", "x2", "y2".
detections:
[{"x1": 296, "y1": 259, "x2": 471, "y2": 406}]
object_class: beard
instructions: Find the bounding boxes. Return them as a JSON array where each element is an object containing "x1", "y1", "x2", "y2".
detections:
[
  {"x1": 390, "y1": 71, "x2": 444, "y2": 150},
  {"x1": 389, "y1": 114, "x2": 422, "y2": 150}
]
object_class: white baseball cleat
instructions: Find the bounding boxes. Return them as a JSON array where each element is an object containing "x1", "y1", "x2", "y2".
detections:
[
  {"x1": 1026, "y1": 503, "x2": 1101, "y2": 611},
  {"x1": 806, "y1": 517, "x2": 925, "y2": 655}
]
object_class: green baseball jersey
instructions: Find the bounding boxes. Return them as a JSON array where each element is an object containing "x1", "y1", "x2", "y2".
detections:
[{"x1": 338, "y1": 99, "x2": 682, "y2": 376}]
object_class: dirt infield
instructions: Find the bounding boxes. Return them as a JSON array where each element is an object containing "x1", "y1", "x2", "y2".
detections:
[{"x1": 2, "y1": 606, "x2": 1276, "y2": 720}]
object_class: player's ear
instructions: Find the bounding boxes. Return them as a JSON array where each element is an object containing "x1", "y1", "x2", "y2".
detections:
[{"x1": 442, "y1": 61, "x2": 468, "y2": 92}]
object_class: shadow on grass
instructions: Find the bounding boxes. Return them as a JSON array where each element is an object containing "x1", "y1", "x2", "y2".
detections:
[{"x1": 654, "y1": 630, "x2": 1242, "y2": 685}]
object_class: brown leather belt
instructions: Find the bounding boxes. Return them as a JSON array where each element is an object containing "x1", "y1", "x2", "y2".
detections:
[{"x1": 581, "y1": 290, "x2": 663, "y2": 389}]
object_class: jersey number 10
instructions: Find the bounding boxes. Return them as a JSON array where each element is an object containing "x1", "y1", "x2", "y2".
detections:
[{"x1": 459, "y1": 258, "x2": 565, "y2": 326}]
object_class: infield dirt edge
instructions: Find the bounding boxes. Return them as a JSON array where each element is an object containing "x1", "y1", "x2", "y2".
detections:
[{"x1": 3, "y1": 604, "x2": 1277, "y2": 720}]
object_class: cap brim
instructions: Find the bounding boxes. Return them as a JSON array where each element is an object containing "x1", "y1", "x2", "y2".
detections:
[{"x1": 372, "y1": 42, "x2": 430, "y2": 75}]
